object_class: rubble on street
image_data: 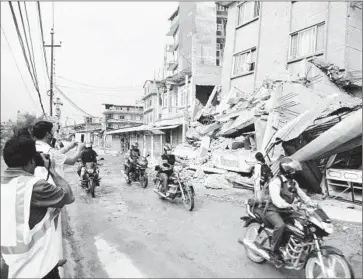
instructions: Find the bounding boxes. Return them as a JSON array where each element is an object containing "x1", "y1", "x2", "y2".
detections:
[{"x1": 173, "y1": 58, "x2": 362, "y2": 211}]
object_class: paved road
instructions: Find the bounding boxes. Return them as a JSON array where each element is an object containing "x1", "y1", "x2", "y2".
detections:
[{"x1": 62, "y1": 154, "x2": 301, "y2": 278}]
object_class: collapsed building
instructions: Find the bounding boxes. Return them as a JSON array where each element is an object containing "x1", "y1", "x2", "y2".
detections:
[{"x1": 174, "y1": 58, "x2": 362, "y2": 204}]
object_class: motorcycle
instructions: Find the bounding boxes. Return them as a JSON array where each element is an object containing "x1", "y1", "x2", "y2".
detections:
[
  {"x1": 81, "y1": 162, "x2": 101, "y2": 198},
  {"x1": 122, "y1": 156, "x2": 149, "y2": 188},
  {"x1": 239, "y1": 198, "x2": 354, "y2": 278},
  {"x1": 153, "y1": 164, "x2": 195, "y2": 211}
]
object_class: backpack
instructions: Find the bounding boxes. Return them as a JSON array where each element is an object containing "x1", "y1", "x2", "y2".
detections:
[{"x1": 257, "y1": 175, "x2": 284, "y2": 211}]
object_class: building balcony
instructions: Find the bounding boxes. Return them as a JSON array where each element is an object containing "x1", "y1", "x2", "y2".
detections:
[
  {"x1": 166, "y1": 61, "x2": 179, "y2": 71},
  {"x1": 217, "y1": 10, "x2": 228, "y2": 17},
  {"x1": 103, "y1": 109, "x2": 143, "y2": 115},
  {"x1": 166, "y1": 19, "x2": 179, "y2": 36},
  {"x1": 106, "y1": 118, "x2": 143, "y2": 124},
  {"x1": 166, "y1": 43, "x2": 179, "y2": 53}
]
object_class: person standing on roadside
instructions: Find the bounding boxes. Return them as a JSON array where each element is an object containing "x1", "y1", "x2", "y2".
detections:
[
  {"x1": 1, "y1": 135, "x2": 75, "y2": 279},
  {"x1": 32, "y1": 121, "x2": 85, "y2": 179}
]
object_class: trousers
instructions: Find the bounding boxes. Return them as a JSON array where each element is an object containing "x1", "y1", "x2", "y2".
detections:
[{"x1": 265, "y1": 210, "x2": 291, "y2": 253}]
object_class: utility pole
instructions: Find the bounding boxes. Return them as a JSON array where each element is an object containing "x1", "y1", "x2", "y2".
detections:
[{"x1": 44, "y1": 28, "x2": 61, "y2": 116}]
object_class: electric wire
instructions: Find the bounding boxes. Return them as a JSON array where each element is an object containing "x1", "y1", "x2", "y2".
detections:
[
  {"x1": 37, "y1": 1, "x2": 50, "y2": 79},
  {"x1": 1, "y1": 26, "x2": 41, "y2": 113},
  {"x1": 17, "y1": 2, "x2": 40, "y2": 90},
  {"x1": 23, "y1": 2, "x2": 39, "y2": 85},
  {"x1": 56, "y1": 76, "x2": 143, "y2": 90},
  {"x1": 54, "y1": 85, "x2": 95, "y2": 117},
  {"x1": 8, "y1": 2, "x2": 46, "y2": 115}
]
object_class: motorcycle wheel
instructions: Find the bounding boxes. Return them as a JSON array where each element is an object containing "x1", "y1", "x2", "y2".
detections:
[
  {"x1": 140, "y1": 173, "x2": 148, "y2": 188},
  {"x1": 305, "y1": 253, "x2": 354, "y2": 279},
  {"x1": 243, "y1": 222, "x2": 267, "y2": 264},
  {"x1": 183, "y1": 189, "x2": 194, "y2": 211},
  {"x1": 89, "y1": 178, "x2": 95, "y2": 198}
]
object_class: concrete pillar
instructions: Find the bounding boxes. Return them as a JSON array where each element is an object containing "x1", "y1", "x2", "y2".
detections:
[{"x1": 143, "y1": 133, "x2": 146, "y2": 157}]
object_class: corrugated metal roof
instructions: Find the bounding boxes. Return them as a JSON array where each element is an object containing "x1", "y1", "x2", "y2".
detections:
[
  {"x1": 273, "y1": 94, "x2": 362, "y2": 142},
  {"x1": 292, "y1": 108, "x2": 362, "y2": 161}
]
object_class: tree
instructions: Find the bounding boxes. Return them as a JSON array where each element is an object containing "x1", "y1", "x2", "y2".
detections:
[{"x1": 12, "y1": 113, "x2": 45, "y2": 135}]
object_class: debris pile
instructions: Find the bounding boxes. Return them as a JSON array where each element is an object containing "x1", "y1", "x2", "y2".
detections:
[{"x1": 310, "y1": 57, "x2": 362, "y2": 92}]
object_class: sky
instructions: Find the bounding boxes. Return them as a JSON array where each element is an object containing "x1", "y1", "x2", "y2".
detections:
[{"x1": 1, "y1": 1, "x2": 177, "y2": 124}]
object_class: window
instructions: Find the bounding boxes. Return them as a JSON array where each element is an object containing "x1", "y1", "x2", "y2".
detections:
[
  {"x1": 217, "y1": 24, "x2": 223, "y2": 31},
  {"x1": 148, "y1": 99, "x2": 152, "y2": 107},
  {"x1": 217, "y1": 43, "x2": 221, "y2": 50},
  {"x1": 119, "y1": 115, "x2": 124, "y2": 120},
  {"x1": 237, "y1": 1, "x2": 260, "y2": 26},
  {"x1": 232, "y1": 48, "x2": 256, "y2": 76},
  {"x1": 289, "y1": 23, "x2": 325, "y2": 60}
]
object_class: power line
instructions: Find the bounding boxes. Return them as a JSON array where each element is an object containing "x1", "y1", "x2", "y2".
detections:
[
  {"x1": 37, "y1": 1, "x2": 50, "y2": 79},
  {"x1": 56, "y1": 84, "x2": 143, "y2": 94},
  {"x1": 1, "y1": 26, "x2": 40, "y2": 113},
  {"x1": 8, "y1": 2, "x2": 46, "y2": 115},
  {"x1": 17, "y1": 2, "x2": 39, "y2": 90},
  {"x1": 54, "y1": 85, "x2": 95, "y2": 117},
  {"x1": 56, "y1": 76, "x2": 143, "y2": 90}
]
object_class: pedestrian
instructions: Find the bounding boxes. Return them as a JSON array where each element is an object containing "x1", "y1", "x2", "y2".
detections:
[
  {"x1": 32, "y1": 121, "x2": 85, "y2": 179},
  {"x1": 1, "y1": 135, "x2": 75, "y2": 278},
  {"x1": 252, "y1": 152, "x2": 273, "y2": 202}
]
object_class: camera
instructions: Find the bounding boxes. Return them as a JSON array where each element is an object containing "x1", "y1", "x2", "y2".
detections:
[{"x1": 34, "y1": 152, "x2": 50, "y2": 167}]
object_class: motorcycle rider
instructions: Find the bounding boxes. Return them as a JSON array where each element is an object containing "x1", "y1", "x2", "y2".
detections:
[
  {"x1": 77, "y1": 142, "x2": 99, "y2": 186},
  {"x1": 264, "y1": 157, "x2": 316, "y2": 264},
  {"x1": 158, "y1": 144, "x2": 185, "y2": 195},
  {"x1": 125, "y1": 142, "x2": 141, "y2": 181}
]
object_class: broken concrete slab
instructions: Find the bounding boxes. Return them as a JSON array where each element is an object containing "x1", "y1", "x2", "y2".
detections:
[
  {"x1": 187, "y1": 165, "x2": 228, "y2": 174},
  {"x1": 204, "y1": 174, "x2": 232, "y2": 189},
  {"x1": 199, "y1": 136, "x2": 211, "y2": 157},
  {"x1": 211, "y1": 150, "x2": 256, "y2": 173}
]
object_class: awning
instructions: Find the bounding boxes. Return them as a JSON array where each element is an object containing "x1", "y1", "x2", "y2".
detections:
[
  {"x1": 292, "y1": 108, "x2": 362, "y2": 162},
  {"x1": 106, "y1": 124, "x2": 163, "y2": 135},
  {"x1": 151, "y1": 124, "x2": 181, "y2": 130}
]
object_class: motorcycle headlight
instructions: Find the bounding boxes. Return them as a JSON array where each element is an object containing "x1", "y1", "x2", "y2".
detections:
[
  {"x1": 87, "y1": 168, "x2": 94, "y2": 173},
  {"x1": 322, "y1": 222, "x2": 334, "y2": 234}
]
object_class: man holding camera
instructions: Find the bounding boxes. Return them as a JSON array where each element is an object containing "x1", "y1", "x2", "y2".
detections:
[
  {"x1": 32, "y1": 121, "x2": 85, "y2": 179},
  {"x1": 1, "y1": 135, "x2": 75, "y2": 278}
]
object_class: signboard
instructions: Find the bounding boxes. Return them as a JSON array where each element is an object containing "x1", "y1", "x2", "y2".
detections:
[
  {"x1": 211, "y1": 150, "x2": 257, "y2": 173},
  {"x1": 326, "y1": 168, "x2": 362, "y2": 184}
]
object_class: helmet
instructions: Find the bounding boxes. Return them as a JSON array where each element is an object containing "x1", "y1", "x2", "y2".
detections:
[
  {"x1": 131, "y1": 142, "x2": 138, "y2": 149},
  {"x1": 279, "y1": 157, "x2": 302, "y2": 176},
  {"x1": 85, "y1": 142, "x2": 92, "y2": 148},
  {"x1": 163, "y1": 143, "x2": 172, "y2": 152}
]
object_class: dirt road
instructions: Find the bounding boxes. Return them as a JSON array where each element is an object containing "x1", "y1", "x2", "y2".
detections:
[{"x1": 61, "y1": 153, "x2": 361, "y2": 278}]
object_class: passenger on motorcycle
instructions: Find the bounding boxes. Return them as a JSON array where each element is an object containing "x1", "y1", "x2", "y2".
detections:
[
  {"x1": 77, "y1": 142, "x2": 99, "y2": 186},
  {"x1": 265, "y1": 157, "x2": 316, "y2": 264},
  {"x1": 125, "y1": 142, "x2": 141, "y2": 180},
  {"x1": 252, "y1": 152, "x2": 273, "y2": 201},
  {"x1": 158, "y1": 144, "x2": 185, "y2": 195}
]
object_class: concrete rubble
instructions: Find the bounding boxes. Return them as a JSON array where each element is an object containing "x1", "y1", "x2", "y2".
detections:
[{"x1": 172, "y1": 58, "x2": 363, "y2": 213}]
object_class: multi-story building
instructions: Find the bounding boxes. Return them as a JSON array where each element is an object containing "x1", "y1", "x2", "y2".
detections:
[
  {"x1": 142, "y1": 80, "x2": 162, "y2": 125},
  {"x1": 219, "y1": 1, "x2": 362, "y2": 97},
  {"x1": 102, "y1": 103, "x2": 144, "y2": 151},
  {"x1": 148, "y1": 2, "x2": 228, "y2": 147},
  {"x1": 102, "y1": 103, "x2": 143, "y2": 130}
]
